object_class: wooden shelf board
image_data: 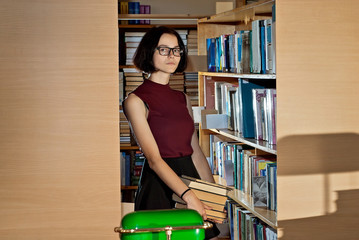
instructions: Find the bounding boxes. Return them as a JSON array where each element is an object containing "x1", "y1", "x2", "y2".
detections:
[
  {"x1": 207, "y1": 129, "x2": 277, "y2": 155},
  {"x1": 119, "y1": 65, "x2": 136, "y2": 68},
  {"x1": 198, "y1": 72, "x2": 276, "y2": 80},
  {"x1": 119, "y1": 14, "x2": 207, "y2": 20},
  {"x1": 228, "y1": 189, "x2": 277, "y2": 229},
  {"x1": 119, "y1": 24, "x2": 197, "y2": 29},
  {"x1": 198, "y1": 0, "x2": 274, "y2": 24},
  {"x1": 120, "y1": 145, "x2": 139, "y2": 151},
  {"x1": 121, "y1": 185, "x2": 138, "y2": 190}
]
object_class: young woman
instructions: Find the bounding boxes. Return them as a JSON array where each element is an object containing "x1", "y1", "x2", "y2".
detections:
[{"x1": 123, "y1": 26, "x2": 220, "y2": 239}]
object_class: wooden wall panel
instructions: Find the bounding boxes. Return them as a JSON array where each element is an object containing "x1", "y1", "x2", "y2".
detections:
[
  {"x1": 276, "y1": 0, "x2": 359, "y2": 239},
  {"x1": 0, "y1": 0, "x2": 120, "y2": 239}
]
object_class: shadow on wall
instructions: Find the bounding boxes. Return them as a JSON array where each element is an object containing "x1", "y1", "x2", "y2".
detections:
[{"x1": 278, "y1": 133, "x2": 359, "y2": 240}]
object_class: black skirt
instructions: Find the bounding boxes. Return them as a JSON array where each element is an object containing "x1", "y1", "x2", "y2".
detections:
[{"x1": 135, "y1": 155, "x2": 220, "y2": 239}]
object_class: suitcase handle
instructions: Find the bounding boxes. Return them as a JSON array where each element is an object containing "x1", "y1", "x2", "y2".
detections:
[{"x1": 114, "y1": 221, "x2": 213, "y2": 240}]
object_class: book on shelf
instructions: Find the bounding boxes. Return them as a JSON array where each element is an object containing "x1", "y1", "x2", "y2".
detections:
[
  {"x1": 241, "y1": 30, "x2": 251, "y2": 74},
  {"x1": 138, "y1": 5, "x2": 151, "y2": 25},
  {"x1": 119, "y1": 2, "x2": 128, "y2": 25},
  {"x1": 252, "y1": 176, "x2": 267, "y2": 207},
  {"x1": 128, "y1": 2, "x2": 140, "y2": 25},
  {"x1": 252, "y1": 88, "x2": 267, "y2": 141},
  {"x1": 271, "y1": 4, "x2": 276, "y2": 74},
  {"x1": 203, "y1": 76, "x2": 215, "y2": 109},
  {"x1": 238, "y1": 78, "x2": 265, "y2": 138},
  {"x1": 208, "y1": 127, "x2": 277, "y2": 207},
  {"x1": 204, "y1": 16, "x2": 274, "y2": 74},
  {"x1": 265, "y1": 89, "x2": 276, "y2": 145},
  {"x1": 266, "y1": 162, "x2": 277, "y2": 211},
  {"x1": 251, "y1": 19, "x2": 261, "y2": 74},
  {"x1": 264, "y1": 18, "x2": 274, "y2": 74}
]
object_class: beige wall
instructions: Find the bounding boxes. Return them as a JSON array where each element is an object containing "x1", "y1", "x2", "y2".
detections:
[
  {"x1": 276, "y1": 0, "x2": 359, "y2": 239},
  {"x1": 0, "y1": 0, "x2": 120, "y2": 239},
  {"x1": 133, "y1": 0, "x2": 235, "y2": 15},
  {"x1": 126, "y1": 0, "x2": 235, "y2": 24}
]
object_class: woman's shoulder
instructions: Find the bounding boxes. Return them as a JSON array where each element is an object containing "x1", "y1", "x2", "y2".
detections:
[{"x1": 123, "y1": 93, "x2": 142, "y2": 108}]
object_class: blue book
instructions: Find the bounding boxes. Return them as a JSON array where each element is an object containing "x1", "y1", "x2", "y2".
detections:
[
  {"x1": 133, "y1": 2, "x2": 140, "y2": 24},
  {"x1": 206, "y1": 38, "x2": 216, "y2": 72},
  {"x1": 124, "y1": 153, "x2": 131, "y2": 186},
  {"x1": 215, "y1": 37, "x2": 220, "y2": 72},
  {"x1": 238, "y1": 78, "x2": 265, "y2": 138},
  {"x1": 224, "y1": 35, "x2": 230, "y2": 72},
  {"x1": 128, "y1": 2, "x2": 135, "y2": 24}
]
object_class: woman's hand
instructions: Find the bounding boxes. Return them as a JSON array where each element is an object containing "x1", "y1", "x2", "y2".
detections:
[{"x1": 182, "y1": 190, "x2": 210, "y2": 220}]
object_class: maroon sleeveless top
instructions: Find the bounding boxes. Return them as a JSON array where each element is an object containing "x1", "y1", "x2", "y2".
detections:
[{"x1": 130, "y1": 79, "x2": 194, "y2": 158}]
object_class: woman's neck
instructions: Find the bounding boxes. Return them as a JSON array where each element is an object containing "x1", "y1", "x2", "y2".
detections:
[{"x1": 148, "y1": 71, "x2": 170, "y2": 85}]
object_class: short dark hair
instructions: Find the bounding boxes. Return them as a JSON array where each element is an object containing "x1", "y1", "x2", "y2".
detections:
[{"x1": 133, "y1": 26, "x2": 188, "y2": 74}]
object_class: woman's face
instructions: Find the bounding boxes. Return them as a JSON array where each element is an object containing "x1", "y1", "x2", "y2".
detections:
[{"x1": 153, "y1": 33, "x2": 181, "y2": 74}]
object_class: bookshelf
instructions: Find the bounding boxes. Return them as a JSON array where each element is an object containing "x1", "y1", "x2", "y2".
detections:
[
  {"x1": 197, "y1": 0, "x2": 359, "y2": 239},
  {"x1": 197, "y1": 1, "x2": 278, "y2": 236}
]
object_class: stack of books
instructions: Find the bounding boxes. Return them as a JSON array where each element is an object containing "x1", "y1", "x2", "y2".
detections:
[
  {"x1": 169, "y1": 73, "x2": 185, "y2": 92},
  {"x1": 184, "y1": 72, "x2": 199, "y2": 106},
  {"x1": 173, "y1": 175, "x2": 231, "y2": 223},
  {"x1": 186, "y1": 30, "x2": 198, "y2": 56},
  {"x1": 176, "y1": 29, "x2": 188, "y2": 47},
  {"x1": 206, "y1": 18, "x2": 274, "y2": 74},
  {"x1": 120, "y1": 109, "x2": 131, "y2": 146},
  {"x1": 122, "y1": 68, "x2": 143, "y2": 97},
  {"x1": 124, "y1": 32, "x2": 145, "y2": 65},
  {"x1": 119, "y1": 71, "x2": 124, "y2": 104}
]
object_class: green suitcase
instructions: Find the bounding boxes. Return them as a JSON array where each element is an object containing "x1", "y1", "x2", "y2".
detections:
[{"x1": 114, "y1": 209, "x2": 212, "y2": 240}]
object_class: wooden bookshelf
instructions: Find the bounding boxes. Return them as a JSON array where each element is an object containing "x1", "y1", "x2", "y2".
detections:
[
  {"x1": 197, "y1": 0, "x2": 277, "y2": 237},
  {"x1": 197, "y1": 0, "x2": 273, "y2": 24},
  {"x1": 207, "y1": 128, "x2": 277, "y2": 155},
  {"x1": 228, "y1": 189, "x2": 277, "y2": 229},
  {"x1": 197, "y1": 0, "x2": 359, "y2": 239}
]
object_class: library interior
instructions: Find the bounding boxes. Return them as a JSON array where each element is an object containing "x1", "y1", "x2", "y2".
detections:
[{"x1": 1, "y1": 0, "x2": 359, "y2": 240}]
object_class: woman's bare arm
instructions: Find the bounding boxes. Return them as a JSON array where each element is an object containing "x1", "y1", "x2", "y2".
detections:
[{"x1": 185, "y1": 94, "x2": 215, "y2": 183}]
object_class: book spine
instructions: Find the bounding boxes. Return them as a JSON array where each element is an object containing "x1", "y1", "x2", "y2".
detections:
[
  {"x1": 139, "y1": 5, "x2": 145, "y2": 24},
  {"x1": 144, "y1": 5, "x2": 151, "y2": 24}
]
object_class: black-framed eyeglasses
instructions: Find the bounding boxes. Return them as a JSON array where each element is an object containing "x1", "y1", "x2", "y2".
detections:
[{"x1": 156, "y1": 47, "x2": 184, "y2": 57}]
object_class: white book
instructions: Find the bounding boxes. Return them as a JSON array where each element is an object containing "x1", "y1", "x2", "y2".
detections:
[
  {"x1": 264, "y1": 19, "x2": 274, "y2": 74},
  {"x1": 251, "y1": 20, "x2": 261, "y2": 73},
  {"x1": 124, "y1": 32, "x2": 146, "y2": 37}
]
